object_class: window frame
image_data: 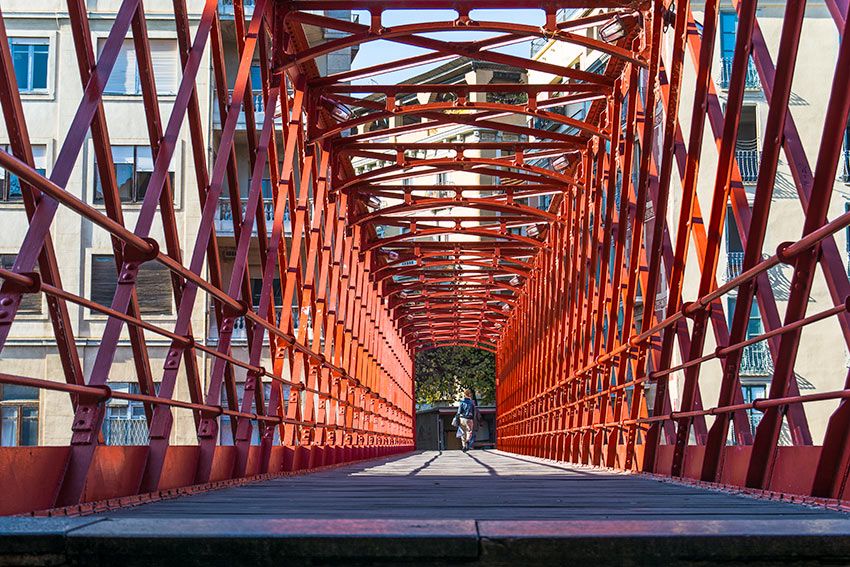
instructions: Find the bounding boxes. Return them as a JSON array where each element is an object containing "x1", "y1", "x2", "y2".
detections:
[
  {"x1": 0, "y1": 254, "x2": 43, "y2": 315},
  {"x1": 93, "y1": 144, "x2": 176, "y2": 206},
  {"x1": 1, "y1": 144, "x2": 47, "y2": 204},
  {"x1": 97, "y1": 37, "x2": 180, "y2": 97},
  {"x1": 87, "y1": 252, "x2": 175, "y2": 317},
  {"x1": 8, "y1": 37, "x2": 50, "y2": 94},
  {"x1": 0, "y1": 384, "x2": 39, "y2": 447}
]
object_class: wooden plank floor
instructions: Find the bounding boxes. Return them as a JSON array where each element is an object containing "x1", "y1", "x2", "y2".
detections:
[{"x1": 105, "y1": 450, "x2": 845, "y2": 520}]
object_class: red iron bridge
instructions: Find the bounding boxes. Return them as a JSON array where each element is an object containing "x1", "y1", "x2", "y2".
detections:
[{"x1": 1, "y1": 0, "x2": 850, "y2": 564}]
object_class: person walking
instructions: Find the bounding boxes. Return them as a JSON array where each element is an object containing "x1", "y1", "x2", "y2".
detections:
[
  {"x1": 468, "y1": 389, "x2": 484, "y2": 450},
  {"x1": 456, "y1": 389, "x2": 477, "y2": 452}
]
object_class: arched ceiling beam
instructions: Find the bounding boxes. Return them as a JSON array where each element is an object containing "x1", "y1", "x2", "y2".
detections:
[
  {"x1": 339, "y1": 157, "x2": 577, "y2": 192},
  {"x1": 352, "y1": 197, "x2": 558, "y2": 226},
  {"x1": 282, "y1": 13, "x2": 635, "y2": 82},
  {"x1": 363, "y1": 227, "x2": 545, "y2": 254}
]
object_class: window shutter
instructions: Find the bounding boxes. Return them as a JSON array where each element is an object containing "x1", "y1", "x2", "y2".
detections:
[
  {"x1": 136, "y1": 261, "x2": 173, "y2": 314},
  {"x1": 149, "y1": 40, "x2": 178, "y2": 95},
  {"x1": 102, "y1": 40, "x2": 136, "y2": 95},
  {"x1": 91, "y1": 254, "x2": 118, "y2": 307},
  {"x1": 0, "y1": 255, "x2": 41, "y2": 313}
]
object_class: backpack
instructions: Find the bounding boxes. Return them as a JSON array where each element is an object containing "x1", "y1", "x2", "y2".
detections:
[{"x1": 459, "y1": 399, "x2": 475, "y2": 419}]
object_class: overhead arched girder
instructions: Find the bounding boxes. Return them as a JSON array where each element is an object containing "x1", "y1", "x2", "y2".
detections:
[
  {"x1": 357, "y1": 185, "x2": 566, "y2": 204},
  {"x1": 325, "y1": 96, "x2": 591, "y2": 144},
  {"x1": 411, "y1": 324, "x2": 501, "y2": 337},
  {"x1": 326, "y1": 100, "x2": 608, "y2": 142},
  {"x1": 318, "y1": 82, "x2": 611, "y2": 98},
  {"x1": 282, "y1": 12, "x2": 636, "y2": 83},
  {"x1": 411, "y1": 332, "x2": 501, "y2": 347},
  {"x1": 376, "y1": 260, "x2": 530, "y2": 284},
  {"x1": 400, "y1": 313, "x2": 511, "y2": 327},
  {"x1": 376, "y1": 247, "x2": 534, "y2": 266},
  {"x1": 353, "y1": 197, "x2": 558, "y2": 226},
  {"x1": 321, "y1": 93, "x2": 603, "y2": 143},
  {"x1": 416, "y1": 342, "x2": 498, "y2": 355},
  {"x1": 401, "y1": 306, "x2": 511, "y2": 319},
  {"x1": 387, "y1": 282, "x2": 521, "y2": 302},
  {"x1": 402, "y1": 321, "x2": 506, "y2": 337},
  {"x1": 363, "y1": 227, "x2": 544, "y2": 255},
  {"x1": 375, "y1": 218, "x2": 544, "y2": 232},
  {"x1": 374, "y1": 257, "x2": 532, "y2": 282},
  {"x1": 406, "y1": 249, "x2": 535, "y2": 270},
  {"x1": 323, "y1": 91, "x2": 606, "y2": 142},
  {"x1": 392, "y1": 293, "x2": 518, "y2": 308},
  {"x1": 388, "y1": 269, "x2": 527, "y2": 284},
  {"x1": 338, "y1": 141, "x2": 585, "y2": 156},
  {"x1": 348, "y1": 162, "x2": 571, "y2": 191},
  {"x1": 339, "y1": 157, "x2": 578, "y2": 193}
]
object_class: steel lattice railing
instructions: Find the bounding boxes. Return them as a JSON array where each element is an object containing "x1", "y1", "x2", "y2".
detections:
[{"x1": 0, "y1": 0, "x2": 850, "y2": 518}]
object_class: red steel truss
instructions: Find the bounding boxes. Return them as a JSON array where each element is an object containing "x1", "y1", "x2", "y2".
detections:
[{"x1": 0, "y1": 0, "x2": 849, "y2": 516}]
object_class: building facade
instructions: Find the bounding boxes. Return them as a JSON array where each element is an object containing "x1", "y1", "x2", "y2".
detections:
[
  {"x1": 531, "y1": 2, "x2": 850, "y2": 443},
  {"x1": 0, "y1": 0, "x2": 355, "y2": 447}
]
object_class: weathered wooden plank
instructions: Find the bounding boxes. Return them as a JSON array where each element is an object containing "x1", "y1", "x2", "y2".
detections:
[{"x1": 104, "y1": 450, "x2": 846, "y2": 521}]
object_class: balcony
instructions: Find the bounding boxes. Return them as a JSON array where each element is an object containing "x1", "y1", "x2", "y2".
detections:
[
  {"x1": 739, "y1": 340, "x2": 774, "y2": 377},
  {"x1": 213, "y1": 92, "x2": 271, "y2": 130},
  {"x1": 719, "y1": 56, "x2": 761, "y2": 90},
  {"x1": 215, "y1": 198, "x2": 289, "y2": 236},
  {"x1": 208, "y1": 308, "x2": 296, "y2": 345},
  {"x1": 218, "y1": 0, "x2": 254, "y2": 18},
  {"x1": 209, "y1": 313, "x2": 249, "y2": 343},
  {"x1": 735, "y1": 148, "x2": 760, "y2": 184},
  {"x1": 725, "y1": 251, "x2": 744, "y2": 283},
  {"x1": 103, "y1": 418, "x2": 149, "y2": 446}
]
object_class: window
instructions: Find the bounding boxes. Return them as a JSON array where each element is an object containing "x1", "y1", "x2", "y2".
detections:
[
  {"x1": 250, "y1": 278, "x2": 283, "y2": 309},
  {"x1": 718, "y1": 12, "x2": 760, "y2": 90},
  {"x1": 719, "y1": 11, "x2": 738, "y2": 60},
  {"x1": 0, "y1": 255, "x2": 41, "y2": 314},
  {"x1": 99, "y1": 38, "x2": 178, "y2": 96},
  {"x1": 102, "y1": 383, "x2": 151, "y2": 445},
  {"x1": 9, "y1": 38, "x2": 48, "y2": 93},
  {"x1": 91, "y1": 254, "x2": 173, "y2": 314},
  {"x1": 736, "y1": 105, "x2": 759, "y2": 183},
  {"x1": 0, "y1": 384, "x2": 38, "y2": 447},
  {"x1": 436, "y1": 172, "x2": 448, "y2": 185},
  {"x1": 725, "y1": 205, "x2": 744, "y2": 254},
  {"x1": 742, "y1": 383, "x2": 767, "y2": 431},
  {"x1": 0, "y1": 145, "x2": 46, "y2": 202},
  {"x1": 727, "y1": 297, "x2": 772, "y2": 377},
  {"x1": 94, "y1": 145, "x2": 175, "y2": 204}
]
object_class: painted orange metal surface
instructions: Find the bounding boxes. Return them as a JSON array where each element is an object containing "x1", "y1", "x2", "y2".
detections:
[{"x1": 1, "y1": 0, "x2": 850, "y2": 517}]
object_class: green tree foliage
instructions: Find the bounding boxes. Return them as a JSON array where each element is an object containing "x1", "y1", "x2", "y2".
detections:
[{"x1": 414, "y1": 347, "x2": 495, "y2": 405}]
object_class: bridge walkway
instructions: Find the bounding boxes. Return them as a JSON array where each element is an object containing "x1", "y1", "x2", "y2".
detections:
[{"x1": 5, "y1": 450, "x2": 850, "y2": 566}]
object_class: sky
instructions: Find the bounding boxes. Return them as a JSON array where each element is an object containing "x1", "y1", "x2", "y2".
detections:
[{"x1": 347, "y1": 9, "x2": 545, "y2": 84}]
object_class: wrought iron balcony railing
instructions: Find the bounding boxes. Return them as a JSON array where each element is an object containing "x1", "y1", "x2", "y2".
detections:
[
  {"x1": 102, "y1": 418, "x2": 149, "y2": 446},
  {"x1": 215, "y1": 198, "x2": 288, "y2": 236},
  {"x1": 735, "y1": 148, "x2": 760, "y2": 184},
  {"x1": 725, "y1": 251, "x2": 744, "y2": 282},
  {"x1": 218, "y1": 0, "x2": 254, "y2": 17},
  {"x1": 214, "y1": 92, "x2": 267, "y2": 129},
  {"x1": 739, "y1": 340, "x2": 774, "y2": 377},
  {"x1": 719, "y1": 56, "x2": 761, "y2": 90}
]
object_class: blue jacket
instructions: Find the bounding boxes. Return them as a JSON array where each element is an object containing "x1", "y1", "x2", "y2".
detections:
[{"x1": 458, "y1": 397, "x2": 476, "y2": 419}]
